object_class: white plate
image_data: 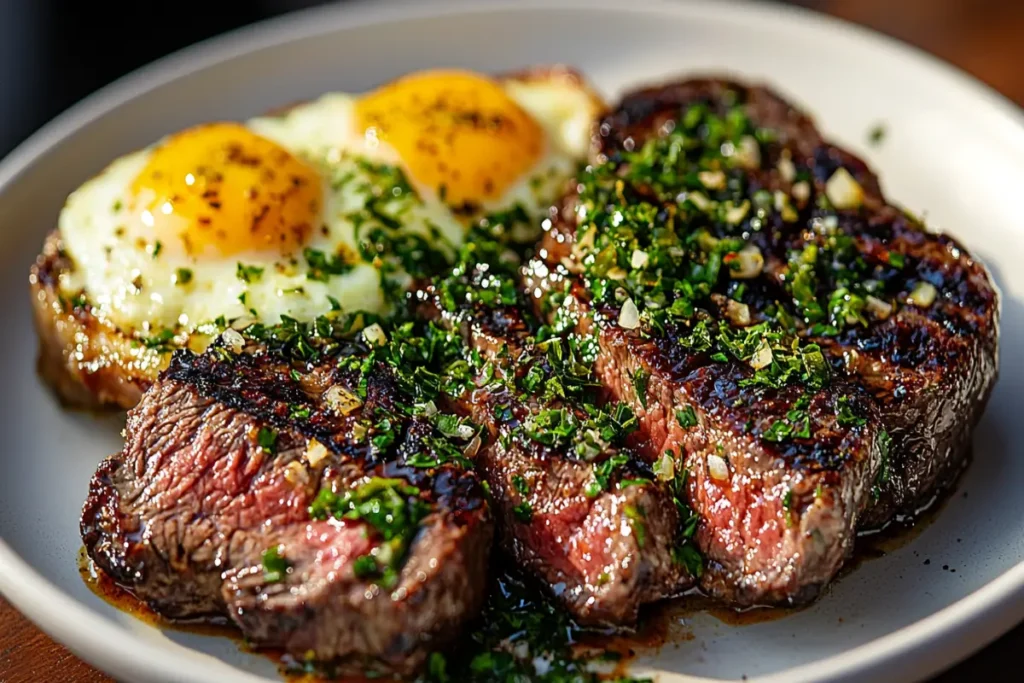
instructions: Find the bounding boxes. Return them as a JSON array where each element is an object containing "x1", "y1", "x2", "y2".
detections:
[{"x1": 1, "y1": 1, "x2": 1022, "y2": 681}]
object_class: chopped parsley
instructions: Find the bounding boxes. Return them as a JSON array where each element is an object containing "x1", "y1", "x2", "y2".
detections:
[
  {"x1": 868, "y1": 123, "x2": 887, "y2": 146},
  {"x1": 676, "y1": 405, "x2": 698, "y2": 429},
  {"x1": 236, "y1": 262, "x2": 264, "y2": 283},
  {"x1": 419, "y1": 571, "x2": 655, "y2": 683},
  {"x1": 175, "y1": 268, "x2": 193, "y2": 285},
  {"x1": 512, "y1": 501, "x2": 533, "y2": 523},
  {"x1": 762, "y1": 419, "x2": 794, "y2": 443},
  {"x1": 511, "y1": 474, "x2": 530, "y2": 495},
  {"x1": 68, "y1": 291, "x2": 89, "y2": 310},
  {"x1": 584, "y1": 454, "x2": 630, "y2": 497},
  {"x1": 139, "y1": 328, "x2": 176, "y2": 352},
  {"x1": 633, "y1": 368, "x2": 650, "y2": 409},
  {"x1": 256, "y1": 426, "x2": 278, "y2": 454},
  {"x1": 309, "y1": 477, "x2": 430, "y2": 589},
  {"x1": 352, "y1": 554, "x2": 379, "y2": 579},
  {"x1": 304, "y1": 248, "x2": 351, "y2": 282},
  {"x1": 261, "y1": 546, "x2": 289, "y2": 583},
  {"x1": 289, "y1": 404, "x2": 311, "y2": 420},
  {"x1": 624, "y1": 504, "x2": 647, "y2": 548},
  {"x1": 835, "y1": 395, "x2": 867, "y2": 427}
]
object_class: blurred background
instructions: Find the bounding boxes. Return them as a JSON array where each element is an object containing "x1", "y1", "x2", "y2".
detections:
[
  {"x1": 1, "y1": 0, "x2": 1023, "y2": 159},
  {"x1": 0, "y1": 0, "x2": 1021, "y2": 681}
]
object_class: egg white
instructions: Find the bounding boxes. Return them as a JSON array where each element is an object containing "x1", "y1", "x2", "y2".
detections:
[{"x1": 57, "y1": 75, "x2": 602, "y2": 343}]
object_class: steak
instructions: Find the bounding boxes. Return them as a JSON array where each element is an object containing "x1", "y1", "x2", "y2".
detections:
[
  {"x1": 530, "y1": 78, "x2": 998, "y2": 605},
  {"x1": 419, "y1": 269, "x2": 694, "y2": 625},
  {"x1": 80, "y1": 323, "x2": 493, "y2": 675}
]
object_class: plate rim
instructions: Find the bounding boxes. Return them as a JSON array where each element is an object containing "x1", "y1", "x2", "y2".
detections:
[{"x1": 1, "y1": 1, "x2": 1022, "y2": 681}]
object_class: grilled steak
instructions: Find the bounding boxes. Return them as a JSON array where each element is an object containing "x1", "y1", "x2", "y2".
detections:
[
  {"x1": 418, "y1": 261, "x2": 694, "y2": 624},
  {"x1": 80, "y1": 323, "x2": 493, "y2": 675},
  {"x1": 530, "y1": 77, "x2": 997, "y2": 605}
]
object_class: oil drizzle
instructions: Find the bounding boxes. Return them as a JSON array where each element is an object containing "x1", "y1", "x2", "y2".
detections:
[{"x1": 77, "y1": 547, "x2": 237, "y2": 638}]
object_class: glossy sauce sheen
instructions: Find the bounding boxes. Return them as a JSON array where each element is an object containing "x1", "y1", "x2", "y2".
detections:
[
  {"x1": 80, "y1": 549, "x2": 375, "y2": 682},
  {"x1": 78, "y1": 548, "x2": 236, "y2": 639},
  {"x1": 79, "y1": 492, "x2": 942, "y2": 682}
]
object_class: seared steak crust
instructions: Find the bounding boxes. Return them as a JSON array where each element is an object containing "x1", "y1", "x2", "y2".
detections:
[
  {"x1": 594, "y1": 303, "x2": 879, "y2": 604},
  {"x1": 81, "y1": 338, "x2": 492, "y2": 674},
  {"x1": 531, "y1": 77, "x2": 997, "y2": 605}
]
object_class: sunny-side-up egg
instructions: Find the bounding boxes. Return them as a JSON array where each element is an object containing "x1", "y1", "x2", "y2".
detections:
[{"x1": 56, "y1": 68, "x2": 604, "y2": 349}]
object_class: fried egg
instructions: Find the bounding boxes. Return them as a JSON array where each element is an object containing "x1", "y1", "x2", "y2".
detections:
[{"x1": 57, "y1": 68, "x2": 603, "y2": 347}]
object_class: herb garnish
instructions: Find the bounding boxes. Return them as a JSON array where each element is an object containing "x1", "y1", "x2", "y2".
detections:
[
  {"x1": 676, "y1": 405, "x2": 698, "y2": 429},
  {"x1": 868, "y1": 123, "x2": 887, "y2": 146},
  {"x1": 256, "y1": 426, "x2": 278, "y2": 454},
  {"x1": 236, "y1": 262, "x2": 264, "y2": 283},
  {"x1": 261, "y1": 545, "x2": 289, "y2": 583},
  {"x1": 304, "y1": 248, "x2": 351, "y2": 282},
  {"x1": 420, "y1": 571, "x2": 654, "y2": 683},
  {"x1": 309, "y1": 477, "x2": 430, "y2": 589},
  {"x1": 835, "y1": 396, "x2": 867, "y2": 427},
  {"x1": 175, "y1": 268, "x2": 193, "y2": 285},
  {"x1": 139, "y1": 328, "x2": 176, "y2": 352}
]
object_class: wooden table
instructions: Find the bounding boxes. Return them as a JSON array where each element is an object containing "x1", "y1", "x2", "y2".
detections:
[{"x1": 2, "y1": 0, "x2": 1023, "y2": 681}]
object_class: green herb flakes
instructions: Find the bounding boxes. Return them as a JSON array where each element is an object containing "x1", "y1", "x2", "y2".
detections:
[
  {"x1": 236, "y1": 262, "x2": 264, "y2": 283},
  {"x1": 261, "y1": 546, "x2": 289, "y2": 583},
  {"x1": 256, "y1": 426, "x2": 278, "y2": 454}
]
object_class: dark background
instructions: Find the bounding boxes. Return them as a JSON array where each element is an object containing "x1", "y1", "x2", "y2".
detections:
[
  {"x1": 4, "y1": 0, "x2": 1024, "y2": 158},
  {"x1": 0, "y1": 0, "x2": 324, "y2": 158},
  {"x1": 0, "y1": 0, "x2": 1021, "y2": 681}
]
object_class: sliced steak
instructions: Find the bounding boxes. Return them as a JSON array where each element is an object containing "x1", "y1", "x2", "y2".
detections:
[
  {"x1": 439, "y1": 296, "x2": 693, "y2": 625},
  {"x1": 81, "y1": 326, "x2": 493, "y2": 675},
  {"x1": 531, "y1": 77, "x2": 996, "y2": 605}
]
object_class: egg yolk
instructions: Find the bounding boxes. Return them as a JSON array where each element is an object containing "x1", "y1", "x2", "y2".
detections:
[
  {"x1": 355, "y1": 70, "x2": 544, "y2": 208},
  {"x1": 130, "y1": 122, "x2": 321, "y2": 258}
]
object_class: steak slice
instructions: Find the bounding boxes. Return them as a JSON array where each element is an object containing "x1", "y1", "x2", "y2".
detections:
[
  {"x1": 424, "y1": 286, "x2": 694, "y2": 625},
  {"x1": 412, "y1": 235, "x2": 696, "y2": 624},
  {"x1": 81, "y1": 325, "x2": 493, "y2": 675},
  {"x1": 530, "y1": 77, "x2": 996, "y2": 606},
  {"x1": 526, "y1": 273, "x2": 883, "y2": 606},
  {"x1": 593, "y1": 77, "x2": 998, "y2": 528}
]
